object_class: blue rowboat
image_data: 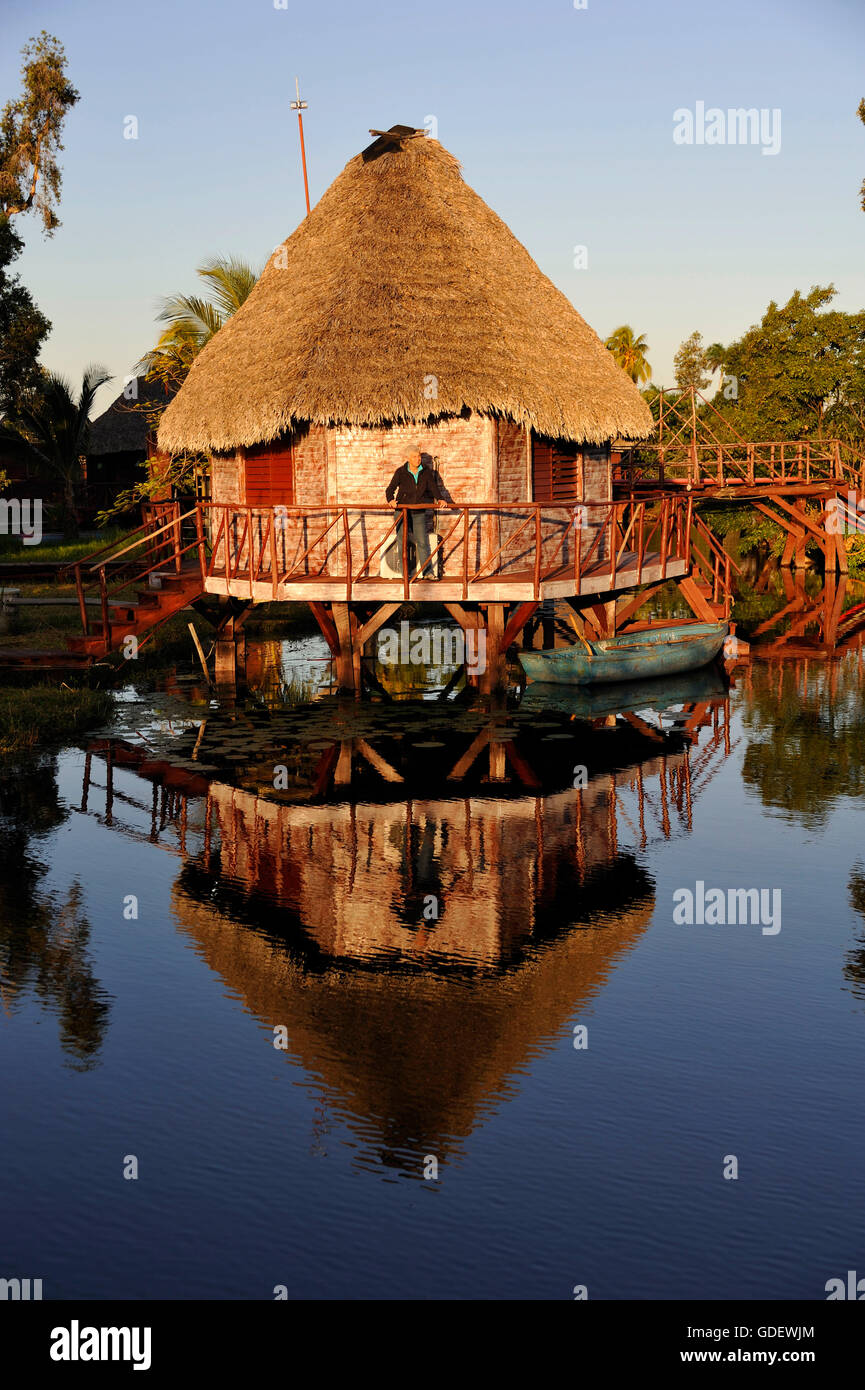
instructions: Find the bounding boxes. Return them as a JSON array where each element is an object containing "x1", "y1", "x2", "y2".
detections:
[
  {"x1": 519, "y1": 664, "x2": 728, "y2": 718},
  {"x1": 519, "y1": 621, "x2": 728, "y2": 686}
]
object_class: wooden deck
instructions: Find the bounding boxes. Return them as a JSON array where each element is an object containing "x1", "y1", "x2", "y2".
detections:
[
  {"x1": 204, "y1": 549, "x2": 688, "y2": 603},
  {"x1": 199, "y1": 497, "x2": 693, "y2": 605}
]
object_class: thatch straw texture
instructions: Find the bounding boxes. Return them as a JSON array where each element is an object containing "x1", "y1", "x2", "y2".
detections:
[{"x1": 158, "y1": 127, "x2": 652, "y2": 454}]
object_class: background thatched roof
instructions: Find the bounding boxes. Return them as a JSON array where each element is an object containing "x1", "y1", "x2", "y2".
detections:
[
  {"x1": 158, "y1": 127, "x2": 652, "y2": 454},
  {"x1": 89, "y1": 377, "x2": 174, "y2": 455}
]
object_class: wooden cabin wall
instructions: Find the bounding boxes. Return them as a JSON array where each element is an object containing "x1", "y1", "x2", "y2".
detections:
[
  {"x1": 203, "y1": 422, "x2": 611, "y2": 583},
  {"x1": 326, "y1": 415, "x2": 495, "y2": 578},
  {"x1": 210, "y1": 452, "x2": 243, "y2": 506},
  {"x1": 494, "y1": 419, "x2": 530, "y2": 570},
  {"x1": 581, "y1": 444, "x2": 612, "y2": 505},
  {"x1": 328, "y1": 415, "x2": 492, "y2": 505}
]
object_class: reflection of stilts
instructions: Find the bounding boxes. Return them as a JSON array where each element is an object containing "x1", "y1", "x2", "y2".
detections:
[{"x1": 749, "y1": 575, "x2": 865, "y2": 660}]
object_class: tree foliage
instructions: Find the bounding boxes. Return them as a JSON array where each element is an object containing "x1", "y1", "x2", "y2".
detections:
[
  {"x1": 139, "y1": 255, "x2": 260, "y2": 394},
  {"x1": 0, "y1": 213, "x2": 50, "y2": 415},
  {"x1": 708, "y1": 286, "x2": 865, "y2": 447},
  {"x1": 2, "y1": 363, "x2": 111, "y2": 534},
  {"x1": 0, "y1": 32, "x2": 79, "y2": 235},
  {"x1": 673, "y1": 330, "x2": 711, "y2": 393},
  {"x1": 604, "y1": 325, "x2": 652, "y2": 384}
]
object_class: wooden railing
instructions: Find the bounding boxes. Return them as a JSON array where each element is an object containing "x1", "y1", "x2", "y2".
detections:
[
  {"x1": 689, "y1": 513, "x2": 740, "y2": 617},
  {"x1": 615, "y1": 439, "x2": 846, "y2": 491},
  {"x1": 68, "y1": 503, "x2": 202, "y2": 649},
  {"x1": 198, "y1": 498, "x2": 692, "y2": 601}
]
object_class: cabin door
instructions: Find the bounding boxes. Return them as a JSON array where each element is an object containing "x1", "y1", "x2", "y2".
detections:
[{"x1": 244, "y1": 439, "x2": 295, "y2": 506}]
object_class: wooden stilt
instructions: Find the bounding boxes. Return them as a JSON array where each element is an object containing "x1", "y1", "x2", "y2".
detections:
[
  {"x1": 331, "y1": 603, "x2": 355, "y2": 694},
  {"x1": 676, "y1": 576, "x2": 720, "y2": 624},
  {"x1": 480, "y1": 603, "x2": 507, "y2": 694}
]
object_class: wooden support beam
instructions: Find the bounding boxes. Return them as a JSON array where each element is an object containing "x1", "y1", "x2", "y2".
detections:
[
  {"x1": 503, "y1": 740, "x2": 542, "y2": 790},
  {"x1": 334, "y1": 740, "x2": 353, "y2": 785},
  {"x1": 355, "y1": 737, "x2": 404, "y2": 782},
  {"x1": 621, "y1": 711, "x2": 666, "y2": 743},
  {"x1": 447, "y1": 727, "x2": 491, "y2": 780},
  {"x1": 614, "y1": 582, "x2": 667, "y2": 630},
  {"x1": 355, "y1": 602, "x2": 401, "y2": 650},
  {"x1": 501, "y1": 601, "x2": 539, "y2": 652},
  {"x1": 309, "y1": 601, "x2": 340, "y2": 656},
  {"x1": 676, "y1": 576, "x2": 721, "y2": 624},
  {"x1": 443, "y1": 602, "x2": 483, "y2": 631},
  {"x1": 331, "y1": 603, "x2": 356, "y2": 694},
  {"x1": 349, "y1": 609, "x2": 362, "y2": 693},
  {"x1": 480, "y1": 602, "x2": 506, "y2": 694}
]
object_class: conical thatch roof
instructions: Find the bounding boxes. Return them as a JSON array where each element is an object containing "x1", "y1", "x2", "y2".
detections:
[{"x1": 158, "y1": 125, "x2": 652, "y2": 454}]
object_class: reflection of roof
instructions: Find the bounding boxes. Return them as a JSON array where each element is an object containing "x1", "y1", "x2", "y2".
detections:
[{"x1": 88, "y1": 377, "x2": 175, "y2": 455}]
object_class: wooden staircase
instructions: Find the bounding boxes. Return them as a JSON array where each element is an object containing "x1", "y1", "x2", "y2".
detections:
[
  {"x1": 684, "y1": 512, "x2": 739, "y2": 622},
  {"x1": 64, "y1": 503, "x2": 206, "y2": 660}
]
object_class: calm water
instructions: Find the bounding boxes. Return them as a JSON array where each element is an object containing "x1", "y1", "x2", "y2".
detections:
[{"x1": 2, "y1": 618, "x2": 865, "y2": 1300}]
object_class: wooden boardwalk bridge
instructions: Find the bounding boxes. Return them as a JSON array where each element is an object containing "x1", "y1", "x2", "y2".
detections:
[{"x1": 614, "y1": 388, "x2": 865, "y2": 577}]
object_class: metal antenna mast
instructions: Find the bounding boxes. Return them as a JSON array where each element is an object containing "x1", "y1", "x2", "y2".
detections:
[{"x1": 290, "y1": 77, "x2": 311, "y2": 217}]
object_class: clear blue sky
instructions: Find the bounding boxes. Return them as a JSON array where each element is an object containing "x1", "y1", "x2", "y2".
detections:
[{"x1": 2, "y1": 0, "x2": 864, "y2": 413}]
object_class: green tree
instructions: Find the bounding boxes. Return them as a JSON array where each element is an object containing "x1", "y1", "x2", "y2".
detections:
[
  {"x1": 604, "y1": 325, "x2": 652, "y2": 384},
  {"x1": 0, "y1": 214, "x2": 50, "y2": 415},
  {"x1": 3, "y1": 363, "x2": 111, "y2": 535},
  {"x1": 0, "y1": 32, "x2": 79, "y2": 235},
  {"x1": 711, "y1": 286, "x2": 865, "y2": 446},
  {"x1": 673, "y1": 330, "x2": 711, "y2": 393}
]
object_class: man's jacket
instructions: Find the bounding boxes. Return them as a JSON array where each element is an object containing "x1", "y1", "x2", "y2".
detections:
[{"x1": 385, "y1": 464, "x2": 440, "y2": 505}]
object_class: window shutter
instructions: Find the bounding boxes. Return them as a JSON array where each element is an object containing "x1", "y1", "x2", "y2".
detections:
[
  {"x1": 531, "y1": 435, "x2": 582, "y2": 502},
  {"x1": 244, "y1": 439, "x2": 295, "y2": 505}
]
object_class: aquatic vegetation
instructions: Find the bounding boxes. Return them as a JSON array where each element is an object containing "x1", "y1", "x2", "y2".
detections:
[{"x1": 0, "y1": 684, "x2": 113, "y2": 753}]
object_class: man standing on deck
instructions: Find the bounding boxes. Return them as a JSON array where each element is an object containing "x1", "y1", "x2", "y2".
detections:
[{"x1": 385, "y1": 444, "x2": 440, "y2": 578}]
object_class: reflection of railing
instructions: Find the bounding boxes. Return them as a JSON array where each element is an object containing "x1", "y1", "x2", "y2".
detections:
[{"x1": 199, "y1": 498, "x2": 692, "y2": 601}]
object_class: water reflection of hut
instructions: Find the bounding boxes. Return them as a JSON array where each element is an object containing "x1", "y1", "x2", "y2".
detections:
[
  {"x1": 181, "y1": 774, "x2": 652, "y2": 969},
  {"x1": 77, "y1": 698, "x2": 733, "y2": 1172},
  {"x1": 171, "y1": 867, "x2": 652, "y2": 1173}
]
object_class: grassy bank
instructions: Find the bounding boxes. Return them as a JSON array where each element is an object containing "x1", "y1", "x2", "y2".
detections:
[
  {"x1": 0, "y1": 684, "x2": 114, "y2": 755},
  {"x1": 0, "y1": 528, "x2": 133, "y2": 566}
]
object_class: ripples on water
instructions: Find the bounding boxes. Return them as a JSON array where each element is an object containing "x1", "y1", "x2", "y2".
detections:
[{"x1": 2, "y1": 621, "x2": 865, "y2": 1298}]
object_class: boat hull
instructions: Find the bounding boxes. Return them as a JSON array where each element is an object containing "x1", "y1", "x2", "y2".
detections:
[
  {"x1": 519, "y1": 621, "x2": 728, "y2": 686},
  {"x1": 519, "y1": 664, "x2": 728, "y2": 718}
]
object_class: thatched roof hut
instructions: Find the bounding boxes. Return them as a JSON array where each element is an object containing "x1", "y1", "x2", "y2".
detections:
[{"x1": 158, "y1": 126, "x2": 651, "y2": 460}]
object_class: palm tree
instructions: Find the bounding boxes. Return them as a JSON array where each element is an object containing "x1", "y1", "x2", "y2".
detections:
[
  {"x1": 604, "y1": 325, "x2": 652, "y2": 385},
  {"x1": 139, "y1": 255, "x2": 260, "y2": 392},
  {"x1": 3, "y1": 363, "x2": 111, "y2": 536}
]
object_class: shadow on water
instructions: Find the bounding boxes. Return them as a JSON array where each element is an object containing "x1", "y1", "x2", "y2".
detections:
[{"x1": 70, "y1": 664, "x2": 736, "y2": 1175}]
